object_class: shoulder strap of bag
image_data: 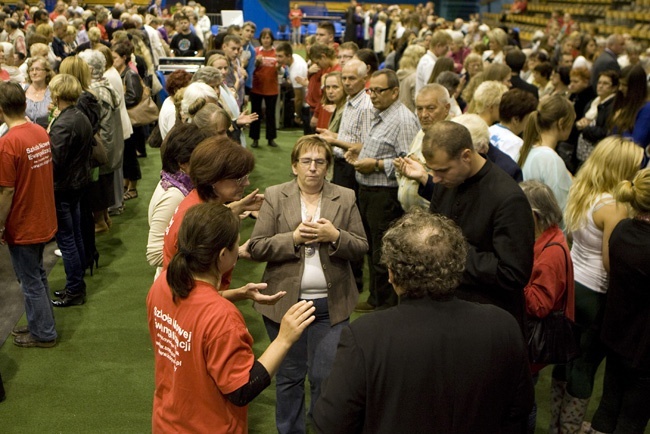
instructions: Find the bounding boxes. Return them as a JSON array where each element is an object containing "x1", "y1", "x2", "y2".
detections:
[{"x1": 542, "y1": 241, "x2": 569, "y2": 314}]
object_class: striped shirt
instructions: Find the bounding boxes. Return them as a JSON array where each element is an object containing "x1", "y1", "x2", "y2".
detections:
[
  {"x1": 356, "y1": 100, "x2": 420, "y2": 187},
  {"x1": 334, "y1": 90, "x2": 373, "y2": 158}
]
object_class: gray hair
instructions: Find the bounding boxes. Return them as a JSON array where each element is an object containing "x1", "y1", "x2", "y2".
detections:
[
  {"x1": 471, "y1": 80, "x2": 508, "y2": 114},
  {"x1": 342, "y1": 59, "x2": 367, "y2": 78},
  {"x1": 191, "y1": 66, "x2": 223, "y2": 88},
  {"x1": 181, "y1": 82, "x2": 219, "y2": 116},
  {"x1": 381, "y1": 209, "x2": 467, "y2": 299},
  {"x1": 520, "y1": 180, "x2": 563, "y2": 231},
  {"x1": 419, "y1": 83, "x2": 451, "y2": 105},
  {"x1": 78, "y1": 49, "x2": 106, "y2": 80},
  {"x1": 451, "y1": 114, "x2": 489, "y2": 153},
  {"x1": 436, "y1": 71, "x2": 461, "y2": 97}
]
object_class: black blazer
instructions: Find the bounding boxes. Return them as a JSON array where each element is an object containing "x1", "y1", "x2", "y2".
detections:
[
  {"x1": 314, "y1": 296, "x2": 534, "y2": 434},
  {"x1": 511, "y1": 74, "x2": 539, "y2": 100}
]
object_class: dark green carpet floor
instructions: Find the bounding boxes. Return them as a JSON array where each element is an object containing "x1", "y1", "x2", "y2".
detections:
[{"x1": 0, "y1": 126, "x2": 629, "y2": 433}]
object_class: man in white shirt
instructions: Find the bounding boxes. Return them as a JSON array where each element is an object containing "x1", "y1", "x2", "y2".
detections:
[
  {"x1": 415, "y1": 30, "x2": 452, "y2": 94},
  {"x1": 488, "y1": 88, "x2": 537, "y2": 162},
  {"x1": 276, "y1": 42, "x2": 309, "y2": 133}
]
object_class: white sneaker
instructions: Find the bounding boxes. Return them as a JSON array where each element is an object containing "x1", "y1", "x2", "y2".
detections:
[{"x1": 54, "y1": 249, "x2": 62, "y2": 257}]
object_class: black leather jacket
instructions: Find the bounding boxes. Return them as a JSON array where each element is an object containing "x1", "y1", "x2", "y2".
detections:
[{"x1": 50, "y1": 105, "x2": 94, "y2": 191}]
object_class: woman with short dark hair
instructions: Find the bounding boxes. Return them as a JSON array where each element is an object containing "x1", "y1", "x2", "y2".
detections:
[{"x1": 249, "y1": 135, "x2": 368, "y2": 434}]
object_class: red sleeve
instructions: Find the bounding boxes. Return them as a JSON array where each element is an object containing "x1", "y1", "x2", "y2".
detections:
[
  {"x1": 0, "y1": 140, "x2": 17, "y2": 187},
  {"x1": 523, "y1": 247, "x2": 568, "y2": 319},
  {"x1": 205, "y1": 312, "x2": 255, "y2": 395}
]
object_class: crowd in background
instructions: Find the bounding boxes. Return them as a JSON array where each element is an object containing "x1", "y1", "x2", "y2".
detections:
[{"x1": 0, "y1": 0, "x2": 649, "y2": 433}]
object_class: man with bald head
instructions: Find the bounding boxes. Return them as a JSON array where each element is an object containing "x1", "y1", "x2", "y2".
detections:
[
  {"x1": 591, "y1": 33, "x2": 624, "y2": 89},
  {"x1": 318, "y1": 59, "x2": 372, "y2": 192},
  {"x1": 397, "y1": 84, "x2": 450, "y2": 211},
  {"x1": 317, "y1": 58, "x2": 373, "y2": 293}
]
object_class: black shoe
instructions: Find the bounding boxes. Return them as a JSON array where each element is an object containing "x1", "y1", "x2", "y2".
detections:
[
  {"x1": 268, "y1": 140, "x2": 278, "y2": 148},
  {"x1": 53, "y1": 289, "x2": 66, "y2": 298},
  {"x1": 52, "y1": 292, "x2": 85, "y2": 307},
  {"x1": 251, "y1": 140, "x2": 259, "y2": 148}
]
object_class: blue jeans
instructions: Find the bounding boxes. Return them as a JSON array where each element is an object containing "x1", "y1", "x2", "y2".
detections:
[
  {"x1": 55, "y1": 190, "x2": 86, "y2": 295},
  {"x1": 264, "y1": 297, "x2": 347, "y2": 434},
  {"x1": 8, "y1": 243, "x2": 57, "y2": 341}
]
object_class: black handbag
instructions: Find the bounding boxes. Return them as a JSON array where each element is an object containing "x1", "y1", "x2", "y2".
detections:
[{"x1": 527, "y1": 242, "x2": 581, "y2": 364}]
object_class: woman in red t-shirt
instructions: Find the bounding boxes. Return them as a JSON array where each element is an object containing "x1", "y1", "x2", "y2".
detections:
[
  {"x1": 250, "y1": 28, "x2": 279, "y2": 149},
  {"x1": 148, "y1": 202, "x2": 316, "y2": 433}
]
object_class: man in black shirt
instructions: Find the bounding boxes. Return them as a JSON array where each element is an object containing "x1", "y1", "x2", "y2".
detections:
[
  {"x1": 398, "y1": 121, "x2": 534, "y2": 331},
  {"x1": 170, "y1": 13, "x2": 203, "y2": 57}
]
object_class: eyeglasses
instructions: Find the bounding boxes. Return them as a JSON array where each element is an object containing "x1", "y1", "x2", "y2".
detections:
[
  {"x1": 29, "y1": 67, "x2": 45, "y2": 72},
  {"x1": 366, "y1": 87, "x2": 394, "y2": 96},
  {"x1": 234, "y1": 174, "x2": 249, "y2": 185},
  {"x1": 298, "y1": 158, "x2": 327, "y2": 167}
]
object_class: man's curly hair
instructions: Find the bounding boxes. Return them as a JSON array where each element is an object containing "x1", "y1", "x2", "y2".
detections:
[{"x1": 381, "y1": 209, "x2": 467, "y2": 299}]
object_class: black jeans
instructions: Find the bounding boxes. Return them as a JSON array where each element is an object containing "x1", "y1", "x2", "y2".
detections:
[
  {"x1": 249, "y1": 92, "x2": 278, "y2": 141},
  {"x1": 592, "y1": 352, "x2": 650, "y2": 433}
]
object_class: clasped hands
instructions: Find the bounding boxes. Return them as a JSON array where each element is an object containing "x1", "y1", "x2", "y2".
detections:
[{"x1": 293, "y1": 216, "x2": 340, "y2": 246}]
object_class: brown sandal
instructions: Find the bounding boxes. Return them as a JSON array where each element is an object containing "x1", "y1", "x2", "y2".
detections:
[{"x1": 123, "y1": 188, "x2": 138, "y2": 200}]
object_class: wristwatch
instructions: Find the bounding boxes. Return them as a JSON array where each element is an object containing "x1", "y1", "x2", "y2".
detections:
[{"x1": 374, "y1": 159, "x2": 380, "y2": 172}]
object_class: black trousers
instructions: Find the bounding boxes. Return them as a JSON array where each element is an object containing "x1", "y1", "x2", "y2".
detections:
[
  {"x1": 332, "y1": 158, "x2": 363, "y2": 292},
  {"x1": 358, "y1": 185, "x2": 403, "y2": 308},
  {"x1": 123, "y1": 126, "x2": 144, "y2": 181},
  {"x1": 249, "y1": 92, "x2": 278, "y2": 141}
]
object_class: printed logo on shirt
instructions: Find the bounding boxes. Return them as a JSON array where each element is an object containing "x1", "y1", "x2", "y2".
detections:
[
  {"x1": 26, "y1": 141, "x2": 52, "y2": 169},
  {"x1": 178, "y1": 38, "x2": 191, "y2": 52},
  {"x1": 153, "y1": 306, "x2": 193, "y2": 371}
]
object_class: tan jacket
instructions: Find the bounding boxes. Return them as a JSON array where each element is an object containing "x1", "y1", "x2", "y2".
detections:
[{"x1": 249, "y1": 180, "x2": 368, "y2": 325}]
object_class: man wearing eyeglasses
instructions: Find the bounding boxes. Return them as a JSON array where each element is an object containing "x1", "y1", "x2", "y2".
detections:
[{"x1": 346, "y1": 69, "x2": 419, "y2": 311}]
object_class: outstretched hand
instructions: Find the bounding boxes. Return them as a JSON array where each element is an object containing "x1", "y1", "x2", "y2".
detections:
[
  {"x1": 243, "y1": 282, "x2": 286, "y2": 305},
  {"x1": 278, "y1": 300, "x2": 316, "y2": 344},
  {"x1": 394, "y1": 156, "x2": 429, "y2": 185},
  {"x1": 229, "y1": 189, "x2": 264, "y2": 216}
]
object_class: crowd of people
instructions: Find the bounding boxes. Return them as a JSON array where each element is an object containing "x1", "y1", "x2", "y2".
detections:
[{"x1": 1, "y1": 0, "x2": 650, "y2": 432}]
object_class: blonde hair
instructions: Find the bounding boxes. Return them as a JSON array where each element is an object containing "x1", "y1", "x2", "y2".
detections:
[
  {"x1": 468, "y1": 80, "x2": 508, "y2": 114},
  {"x1": 59, "y1": 56, "x2": 91, "y2": 90},
  {"x1": 29, "y1": 43, "x2": 49, "y2": 58},
  {"x1": 616, "y1": 168, "x2": 650, "y2": 214},
  {"x1": 487, "y1": 28, "x2": 508, "y2": 49},
  {"x1": 49, "y1": 73, "x2": 83, "y2": 103},
  {"x1": 518, "y1": 95, "x2": 576, "y2": 167},
  {"x1": 25, "y1": 56, "x2": 55, "y2": 85},
  {"x1": 88, "y1": 26, "x2": 102, "y2": 44},
  {"x1": 36, "y1": 23, "x2": 53, "y2": 37},
  {"x1": 399, "y1": 44, "x2": 425, "y2": 71},
  {"x1": 451, "y1": 114, "x2": 489, "y2": 153},
  {"x1": 207, "y1": 53, "x2": 228, "y2": 67},
  {"x1": 564, "y1": 136, "x2": 643, "y2": 232}
]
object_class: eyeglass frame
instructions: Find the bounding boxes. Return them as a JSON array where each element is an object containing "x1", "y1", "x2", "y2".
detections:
[
  {"x1": 366, "y1": 86, "x2": 395, "y2": 96},
  {"x1": 297, "y1": 158, "x2": 328, "y2": 167}
]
